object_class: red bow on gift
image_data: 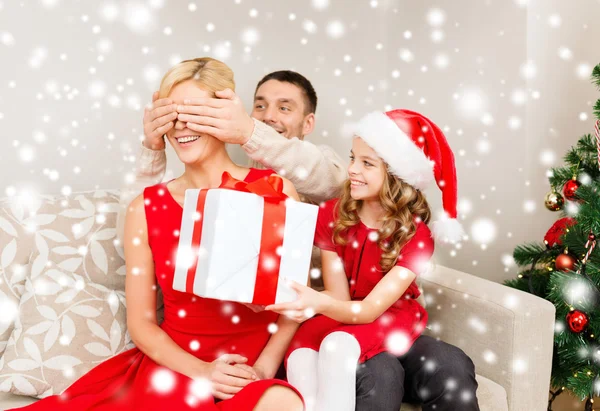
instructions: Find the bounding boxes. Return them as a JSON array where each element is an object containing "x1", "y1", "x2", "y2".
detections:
[
  {"x1": 185, "y1": 172, "x2": 289, "y2": 305},
  {"x1": 219, "y1": 172, "x2": 287, "y2": 202}
]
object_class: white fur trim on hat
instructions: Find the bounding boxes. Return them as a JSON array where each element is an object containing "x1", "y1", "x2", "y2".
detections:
[
  {"x1": 342, "y1": 111, "x2": 435, "y2": 190},
  {"x1": 430, "y1": 217, "x2": 465, "y2": 244}
]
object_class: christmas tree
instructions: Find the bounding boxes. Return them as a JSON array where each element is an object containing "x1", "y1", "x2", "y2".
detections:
[{"x1": 505, "y1": 62, "x2": 600, "y2": 411}]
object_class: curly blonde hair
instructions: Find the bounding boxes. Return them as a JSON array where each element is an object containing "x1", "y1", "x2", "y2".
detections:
[{"x1": 332, "y1": 170, "x2": 431, "y2": 273}]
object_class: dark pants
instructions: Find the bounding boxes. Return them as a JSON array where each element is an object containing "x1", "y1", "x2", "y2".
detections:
[{"x1": 355, "y1": 335, "x2": 480, "y2": 411}]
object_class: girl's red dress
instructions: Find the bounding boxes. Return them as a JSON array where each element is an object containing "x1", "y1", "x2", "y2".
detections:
[
  {"x1": 286, "y1": 198, "x2": 434, "y2": 364},
  {"x1": 11, "y1": 168, "x2": 300, "y2": 411}
]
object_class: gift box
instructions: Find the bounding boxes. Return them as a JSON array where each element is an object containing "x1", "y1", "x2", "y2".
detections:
[{"x1": 172, "y1": 172, "x2": 318, "y2": 305}]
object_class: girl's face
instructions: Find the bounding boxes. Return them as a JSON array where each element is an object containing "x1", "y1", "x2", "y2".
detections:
[
  {"x1": 348, "y1": 137, "x2": 386, "y2": 201},
  {"x1": 165, "y1": 80, "x2": 223, "y2": 165}
]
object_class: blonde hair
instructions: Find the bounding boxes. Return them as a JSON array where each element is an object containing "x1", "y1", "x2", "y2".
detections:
[
  {"x1": 333, "y1": 170, "x2": 431, "y2": 273},
  {"x1": 158, "y1": 57, "x2": 235, "y2": 99}
]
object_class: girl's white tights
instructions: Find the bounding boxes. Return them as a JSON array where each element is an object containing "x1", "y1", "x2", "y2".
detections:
[
  {"x1": 287, "y1": 332, "x2": 361, "y2": 411},
  {"x1": 287, "y1": 348, "x2": 319, "y2": 411}
]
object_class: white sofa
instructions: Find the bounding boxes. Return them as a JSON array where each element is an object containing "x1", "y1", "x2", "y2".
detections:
[{"x1": 0, "y1": 190, "x2": 555, "y2": 410}]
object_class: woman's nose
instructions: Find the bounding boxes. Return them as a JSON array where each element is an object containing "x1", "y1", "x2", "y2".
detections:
[{"x1": 174, "y1": 119, "x2": 186, "y2": 130}]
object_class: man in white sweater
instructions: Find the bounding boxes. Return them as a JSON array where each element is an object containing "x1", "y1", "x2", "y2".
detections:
[{"x1": 117, "y1": 71, "x2": 479, "y2": 411}]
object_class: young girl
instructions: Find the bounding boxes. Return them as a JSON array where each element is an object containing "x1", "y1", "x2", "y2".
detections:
[
  {"x1": 266, "y1": 109, "x2": 464, "y2": 411},
  {"x1": 11, "y1": 58, "x2": 304, "y2": 411}
]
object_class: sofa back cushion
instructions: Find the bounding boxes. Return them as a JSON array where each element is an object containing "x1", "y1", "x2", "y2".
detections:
[
  {"x1": 0, "y1": 196, "x2": 45, "y2": 356},
  {"x1": 0, "y1": 268, "x2": 132, "y2": 398},
  {"x1": 0, "y1": 190, "x2": 133, "y2": 397}
]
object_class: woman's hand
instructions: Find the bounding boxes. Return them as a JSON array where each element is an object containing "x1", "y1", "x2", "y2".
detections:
[
  {"x1": 265, "y1": 281, "x2": 331, "y2": 323},
  {"x1": 203, "y1": 354, "x2": 258, "y2": 400},
  {"x1": 250, "y1": 365, "x2": 268, "y2": 380},
  {"x1": 234, "y1": 363, "x2": 269, "y2": 381}
]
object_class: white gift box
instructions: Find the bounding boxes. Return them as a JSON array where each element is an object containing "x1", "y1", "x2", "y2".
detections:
[{"x1": 173, "y1": 187, "x2": 318, "y2": 304}]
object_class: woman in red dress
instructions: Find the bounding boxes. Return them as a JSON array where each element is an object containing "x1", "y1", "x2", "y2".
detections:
[
  {"x1": 10, "y1": 58, "x2": 303, "y2": 411},
  {"x1": 266, "y1": 109, "x2": 464, "y2": 410}
]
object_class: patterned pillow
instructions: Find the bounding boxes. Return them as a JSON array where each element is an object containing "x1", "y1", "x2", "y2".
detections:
[
  {"x1": 22, "y1": 190, "x2": 163, "y2": 320},
  {"x1": 0, "y1": 196, "x2": 46, "y2": 356},
  {"x1": 0, "y1": 190, "x2": 130, "y2": 398},
  {"x1": 25, "y1": 190, "x2": 127, "y2": 291},
  {"x1": 0, "y1": 268, "x2": 134, "y2": 398},
  {"x1": 0, "y1": 189, "x2": 166, "y2": 398}
]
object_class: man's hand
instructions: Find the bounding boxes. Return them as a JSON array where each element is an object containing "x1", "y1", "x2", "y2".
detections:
[
  {"x1": 143, "y1": 91, "x2": 178, "y2": 151},
  {"x1": 176, "y1": 89, "x2": 255, "y2": 145}
]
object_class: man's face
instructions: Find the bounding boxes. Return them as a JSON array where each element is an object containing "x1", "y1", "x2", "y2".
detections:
[{"x1": 251, "y1": 80, "x2": 314, "y2": 140}]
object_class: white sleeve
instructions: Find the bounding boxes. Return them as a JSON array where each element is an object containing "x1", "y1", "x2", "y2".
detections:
[{"x1": 242, "y1": 119, "x2": 347, "y2": 204}]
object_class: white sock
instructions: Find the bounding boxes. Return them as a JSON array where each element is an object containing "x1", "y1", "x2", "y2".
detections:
[
  {"x1": 316, "y1": 332, "x2": 361, "y2": 411},
  {"x1": 287, "y1": 348, "x2": 319, "y2": 411}
]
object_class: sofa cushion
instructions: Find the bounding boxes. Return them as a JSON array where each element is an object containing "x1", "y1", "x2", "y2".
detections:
[
  {"x1": 0, "y1": 268, "x2": 133, "y2": 398},
  {"x1": 0, "y1": 189, "x2": 169, "y2": 400},
  {"x1": 25, "y1": 191, "x2": 126, "y2": 292},
  {"x1": 0, "y1": 390, "x2": 37, "y2": 408},
  {"x1": 22, "y1": 190, "x2": 165, "y2": 321},
  {"x1": 0, "y1": 190, "x2": 133, "y2": 398},
  {"x1": 1, "y1": 190, "x2": 126, "y2": 361},
  {"x1": 0, "y1": 196, "x2": 43, "y2": 356}
]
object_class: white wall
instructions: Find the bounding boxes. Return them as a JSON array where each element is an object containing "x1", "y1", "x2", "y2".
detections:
[{"x1": 0, "y1": 0, "x2": 598, "y2": 283}]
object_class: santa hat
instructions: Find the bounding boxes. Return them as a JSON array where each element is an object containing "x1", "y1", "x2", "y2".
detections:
[{"x1": 343, "y1": 109, "x2": 465, "y2": 244}]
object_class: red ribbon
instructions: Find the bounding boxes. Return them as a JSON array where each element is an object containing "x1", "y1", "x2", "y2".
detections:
[
  {"x1": 186, "y1": 189, "x2": 209, "y2": 294},
  {"x1": 186, "y1": 172, "x2": 288, "y2": 305}
]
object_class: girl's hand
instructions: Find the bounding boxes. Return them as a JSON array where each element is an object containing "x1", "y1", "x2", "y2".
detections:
[
  {"x1": 203, "y1": 354, "x2": 258, "y2": 400},
  {"x1": 240, "y1": 303, "x2": 266, "y2": 313},
  {"x1": 265, "y1": 281, "x2": 331, "y2": 323}
]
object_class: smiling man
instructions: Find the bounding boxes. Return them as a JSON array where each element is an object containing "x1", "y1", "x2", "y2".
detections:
[{"x1": 252, "y1": 72, "x2": 316, "y2": 139}]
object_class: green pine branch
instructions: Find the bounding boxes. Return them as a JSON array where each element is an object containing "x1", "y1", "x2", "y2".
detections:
[
  {"x1": 513, "y1": 242, "x2": 554, "y2": 265},
  {"x1": 572, "y1": 135, "x2": 600, "y2": 171},
  {"x1": 570, "y1": 184, "x2": 600, "y2": 236},
  {"x1": 592, "y1": 63, "x2": 600, "y2": 89},
  {"x1": 549, "y1": 166, "x2": 577, "y2": 188},
  {"x1": 566, "y1": 370, "x2": 597, "y2": 400},
  {"x1": 576, "y1": 134, "x2": 599, "y2": 155},
  {"x1": 550, "y1": 135, "x2": 600, "y2": 188}
]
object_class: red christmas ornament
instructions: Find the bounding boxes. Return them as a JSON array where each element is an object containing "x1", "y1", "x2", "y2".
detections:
[
  {"x1": 555, "y1": 253, "x2": 577, "y2": 271},
  {"x1": 544, "y1": 217, "x2": 576, "y2": 248},
  {"x1": 566, "y1": 310, "x2": 589, "y2": 333},
  {"x1": 563, "y1": 179, "x2": 581, "y2": 201}
]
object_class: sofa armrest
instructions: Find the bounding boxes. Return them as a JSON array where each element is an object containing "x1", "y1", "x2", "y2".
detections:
[{"x1": 420, "y1": 265, "x2": 555, "y2": 411}]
